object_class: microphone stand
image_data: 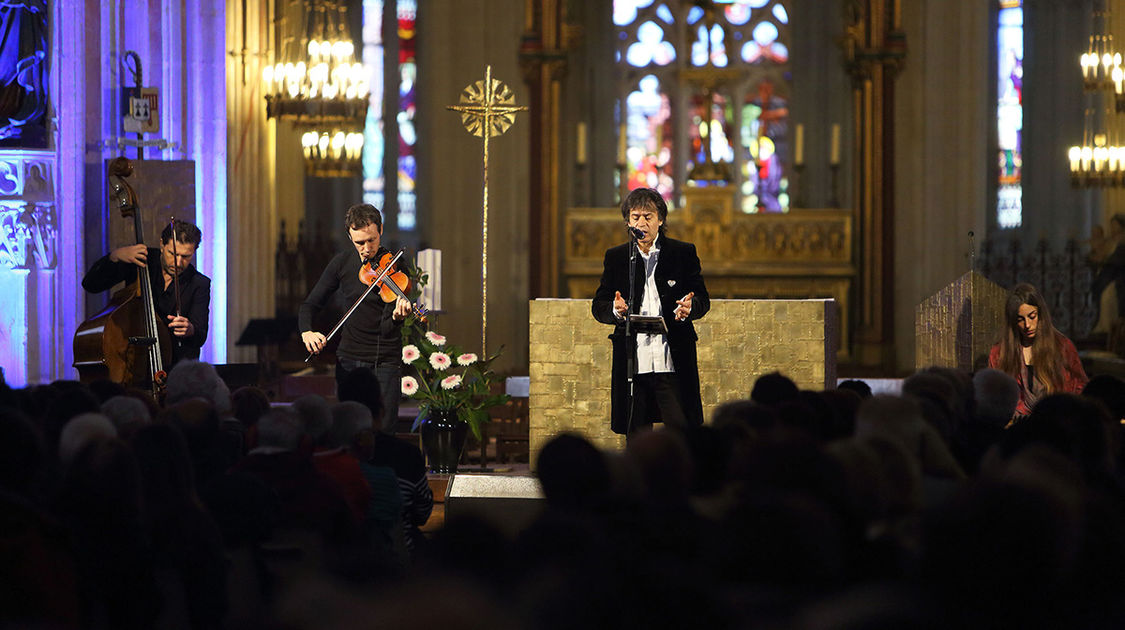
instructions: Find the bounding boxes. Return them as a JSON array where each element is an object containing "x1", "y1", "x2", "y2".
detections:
[{"x1": 625, "y1": 227, "x2": 639, "y2": 436}]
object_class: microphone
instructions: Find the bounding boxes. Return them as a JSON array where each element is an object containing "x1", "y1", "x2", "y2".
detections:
[{"x1": 627, "y1": 226, "x2": 646, "y2": 240}]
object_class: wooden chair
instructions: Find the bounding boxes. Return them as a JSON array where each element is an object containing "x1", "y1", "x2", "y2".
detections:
[{"x1": 489, "y1": 390, "x2": 529, "y2": 464}]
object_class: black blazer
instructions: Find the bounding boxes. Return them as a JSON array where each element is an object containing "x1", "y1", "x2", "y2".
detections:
[
  {"x1": 591, "y1": 235, "x2": 710, "y2": 433},
  {"x1": 82, "y1": 247, "x2": 211, "y2": 363}
]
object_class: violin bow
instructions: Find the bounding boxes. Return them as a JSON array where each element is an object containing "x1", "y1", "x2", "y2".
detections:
[
  {"x1": 304, "y1": 249, "x2": 404, "y2": 363},
  {"x1": 169, "y1": 218, "x2": 184, "y2": 347}
]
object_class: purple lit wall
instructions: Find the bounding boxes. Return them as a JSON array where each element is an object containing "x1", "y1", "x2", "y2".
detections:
[{"x1": 0, "y1": 0, "x2": 228, "y2": 386}]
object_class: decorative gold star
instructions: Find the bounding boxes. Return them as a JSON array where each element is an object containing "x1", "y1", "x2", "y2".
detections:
[{"x1": 447, "y1": 65, "x2": 528, "y2": 138}]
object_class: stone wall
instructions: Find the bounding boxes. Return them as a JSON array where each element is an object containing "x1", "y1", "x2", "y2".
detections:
[{"x1": 528, "y1": 298, "x2": 839, "y2": 462}]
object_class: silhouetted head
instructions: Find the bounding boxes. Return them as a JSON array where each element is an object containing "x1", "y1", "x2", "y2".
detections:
[
  {"x1": 537, "y1": 432, "x2": 610, "y2": 510},
  {"x1": 751, "y1": 371, "x2": 799, "y2": 406}
]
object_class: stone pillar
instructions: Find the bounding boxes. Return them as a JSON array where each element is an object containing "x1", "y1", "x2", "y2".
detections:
[
  {"x1": 226, "y1": 0, "x2": 278, "y2": 363},
  {"x1": 842, "y1": 0, "x2": 906, "y2": 370},
  {"x1": 0, "y1": 152, "x2": 60, "y2": 386}
]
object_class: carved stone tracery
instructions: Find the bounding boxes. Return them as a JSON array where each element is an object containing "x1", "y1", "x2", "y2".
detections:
[{"x1": 0, "y1": 151, "x2": 56, "y2": 270}]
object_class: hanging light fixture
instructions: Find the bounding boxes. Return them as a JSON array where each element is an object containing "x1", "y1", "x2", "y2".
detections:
[
  {"x1": 263, "y1": 0, "x2": 369, "y2": 177},
  {"x1": 1069, "y1": 1, "x2": 1125, "y2": 186}
]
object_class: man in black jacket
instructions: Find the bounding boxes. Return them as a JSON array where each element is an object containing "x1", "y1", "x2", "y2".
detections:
[
  {"x1": 592, "y1": 188, "x2": 710, "y2": 436},
  {"x1": 82, "y1": 220, "x2": 210, "y2": 365},
  {"x1": 301, "y1": 204, "x2": 411, "y2": 433}
]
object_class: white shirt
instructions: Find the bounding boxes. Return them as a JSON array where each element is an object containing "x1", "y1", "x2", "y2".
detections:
[{"x1": 633, "y1": 236, "x2": 675, "y2": 374}]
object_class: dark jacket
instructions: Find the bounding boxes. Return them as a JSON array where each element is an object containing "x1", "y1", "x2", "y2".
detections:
[
  {"x1": 82, "y1": 247, "x2": 210, "y2": 363},
  {"x1": 591, "y1": 235, "x2": 710, "y2": 433}
]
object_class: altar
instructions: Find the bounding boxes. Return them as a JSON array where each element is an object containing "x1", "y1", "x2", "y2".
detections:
[{"x1": 528, "y1": 298, "x2": 839, "y2": 463}]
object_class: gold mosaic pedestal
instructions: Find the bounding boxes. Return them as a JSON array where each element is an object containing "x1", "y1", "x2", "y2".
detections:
[
  {"x1": 528, "y1": 298, "x2": 839, "y2": 464},
  {"x1": 914, "y1": 271, "x2": 1006, "y2": 371}
]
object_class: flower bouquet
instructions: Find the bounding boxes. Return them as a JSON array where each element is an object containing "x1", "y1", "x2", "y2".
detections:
[{"x1": 401, "y1": 330, "x2": 510, "y2": 441}]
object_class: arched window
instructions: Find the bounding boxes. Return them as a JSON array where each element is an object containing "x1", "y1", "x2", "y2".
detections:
[
  {"x1": 615, "y1": 0, "x2": 791, "y2": 212},
  {"x1": 997, "y1": 0, "x2": 1023, "y2": 228},
  {"x1": 363, "y1": 0, "x2": 417, "y2": 231}
]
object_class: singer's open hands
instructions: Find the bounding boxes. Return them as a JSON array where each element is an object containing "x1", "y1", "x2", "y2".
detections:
[{"x1": 674, "y1": 292, "x2": 694, "y2": 321}]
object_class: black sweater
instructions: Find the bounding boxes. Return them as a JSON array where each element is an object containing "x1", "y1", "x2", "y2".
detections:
[{"x1": 299, "y1": 248, "x2": 403, "y2": 364}]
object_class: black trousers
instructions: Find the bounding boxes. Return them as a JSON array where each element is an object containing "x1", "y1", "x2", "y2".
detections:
[{"x1": 626, "y1": 371, "x2": 688, "y2": 435}]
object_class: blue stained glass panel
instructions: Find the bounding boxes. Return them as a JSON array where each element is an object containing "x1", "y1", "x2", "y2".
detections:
[
  {"x1": 752, "y1": 21, "x2": 778, "y2": 45},
  {"x1": 624, "y1": 75, "x2": 675, "y2": 200},
  {"x1": 997, "y1": 0, "x2": 1022, "y2": 228},
  {"x1": 725, "y1": 4, "x2": 751, "y2": 25},
  {"x1": 615, "y1": 0, "x2": 655, "y2": 25}
]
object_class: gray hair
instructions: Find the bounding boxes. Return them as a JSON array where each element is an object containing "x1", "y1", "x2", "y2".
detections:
[
  {"x1": 293, "y1": 395, "x2": 333, "y2": 445},
  {"x1": 101, "y1": 395, "x2": 151, "y2": 430},
  {"x1": 58, "y1": 413, "x2": 117, "y2": 465},
  {"x1": 973, "y1": 368, "x2": 1020, "y2": 425},
  {"x1": 166, "y1": 360, "x2": 231, "y2": 415},
  {"x1": 328, "y1": 401, "x2": 373, "y2": 448},
  {"x1": 256, "y1": 407, "x2": 303, "y2": 451}
]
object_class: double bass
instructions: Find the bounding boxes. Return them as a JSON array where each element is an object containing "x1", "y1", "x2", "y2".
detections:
[{"x1": 73, "y1": 157, "x2": 172, "y2": 397}]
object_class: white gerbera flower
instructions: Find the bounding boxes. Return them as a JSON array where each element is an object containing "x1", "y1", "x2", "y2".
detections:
[
  {"x1": 401, "y1": 376, "x2": 419, "y2": 395},
  {"x1": 440, "y1": 374, "x2": 463, "y2": 390},
  {"x1": 402, "y1": 345, "x2": 421, "y2": 364},
  {"x1": 429, "y1": 352, "x2": 451, "y2": 371},
  {"x1": 456, "y1": 353, "x2": 478, "y2": 366}
]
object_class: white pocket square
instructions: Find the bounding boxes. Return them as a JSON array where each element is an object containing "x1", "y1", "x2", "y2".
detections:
[{"x1": 667, "y1": 279, "x2": 676, "y2": 287}]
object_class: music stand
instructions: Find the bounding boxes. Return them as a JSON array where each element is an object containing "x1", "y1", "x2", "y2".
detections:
[
  {"x1": 627, "y1": 314, "x2": 668, "y2": 336},
  {"x1": 235, "y1": 317, "x2": 297, "y2": 390}
]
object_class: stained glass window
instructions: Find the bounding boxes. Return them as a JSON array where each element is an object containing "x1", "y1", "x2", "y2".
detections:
[
  {"x1": 741, "y1": 80, "x2": 790, "y2": 212},
  {"x1": 997, "y1": 0, "x2": 1023, "y2": 229},
  {"x1": 362, "y1": 0, "x2": 417, "y2": 231},
  {"x1": 624, "y1": 75, "x2": 675, "y2": 196},
  {"x1": 615, "y1": 0, "x2": 791, "y2": 212},
  {"x1": 362, "y1": 0, "x2": 385, "y2": 211},
  {"x1": 397, "y1": 0, "x2": 418, "y2": 230}
]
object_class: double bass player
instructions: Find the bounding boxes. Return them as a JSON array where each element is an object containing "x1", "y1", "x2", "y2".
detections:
[{"x1": 82, "y1": 219, "x2": 211, "y2": 365}]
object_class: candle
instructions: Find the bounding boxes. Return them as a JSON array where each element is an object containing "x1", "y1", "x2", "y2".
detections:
[
  {"x1": 830, "y1": 124, "x2": 841, "y2": 165},
  {"x1": 618, "y1": 123, "x2": 627, "y2": 164},
  {"x1": 794, "y1": 123, "x2": 804, "y2": 166},
  {"x1": 576, "y1": 122, "x2": 587, "y2": 165}
]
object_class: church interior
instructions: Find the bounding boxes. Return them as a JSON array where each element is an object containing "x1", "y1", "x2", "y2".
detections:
[
  {"x1": 9, "y1": 0, "x2": 1125, "y2": 627},
  {"x1": 1, "y1": 0, "x2": 1120, "y2": 383}
]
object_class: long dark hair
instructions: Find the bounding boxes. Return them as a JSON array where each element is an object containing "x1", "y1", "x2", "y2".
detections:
[{"x1": 994, "y1": 283, "x2": 1067, "y2": 393}]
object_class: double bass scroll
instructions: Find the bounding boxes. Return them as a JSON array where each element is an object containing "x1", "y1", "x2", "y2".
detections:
[{"x1": 73, "y1": 157, "x2": 173, "y2": 397}]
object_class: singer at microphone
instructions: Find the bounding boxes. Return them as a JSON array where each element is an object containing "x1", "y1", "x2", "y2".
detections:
[{"x1": 591, "y1": 187, "x2": 710, "y2": 439}]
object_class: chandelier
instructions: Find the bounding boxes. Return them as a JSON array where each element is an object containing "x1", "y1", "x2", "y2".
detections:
[
  {"x1": 1069, "y1": 1, "x2": 1125, "y2": 185},
  {"x1": 262, "y1": 1, "x2": 369, "y2": 177}
]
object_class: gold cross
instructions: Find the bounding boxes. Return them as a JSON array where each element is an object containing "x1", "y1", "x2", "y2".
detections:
[{"x1": 447, "y1": 65, "x2": 528, "y2": 356}]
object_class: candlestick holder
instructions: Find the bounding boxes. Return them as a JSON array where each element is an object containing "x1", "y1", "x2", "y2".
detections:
[
  {"x1": 828, "y1": 163, "x2": 841, "y2": 208},
  {"x1": 617, "y1": 161, "x2": 629, "y2": 204}
]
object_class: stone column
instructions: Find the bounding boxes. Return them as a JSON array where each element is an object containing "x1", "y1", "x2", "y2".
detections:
[{"x1": 0, "y1": 152, "x2": 60, "y2": 386}]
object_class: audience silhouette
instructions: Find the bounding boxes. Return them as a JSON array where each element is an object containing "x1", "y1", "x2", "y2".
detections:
[{"x1": 6, "y1": 364, "x2": 1125, "y2": 628}]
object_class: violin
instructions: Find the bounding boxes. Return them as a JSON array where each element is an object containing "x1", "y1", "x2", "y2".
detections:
[
  {"x1": 359, "y1": 250, "x2": 428, "y2": 321},
  {"x1": 304, "y1": 248, "x2": 427, "y2": 363}
]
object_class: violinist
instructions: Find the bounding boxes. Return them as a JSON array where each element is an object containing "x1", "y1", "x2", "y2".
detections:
[
  {"x1": 82, "y1": 220, "x2": 210, "y2": 365},
  {"x1": 301, "y1": 204, "x2": 411, "y2": 433}
]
